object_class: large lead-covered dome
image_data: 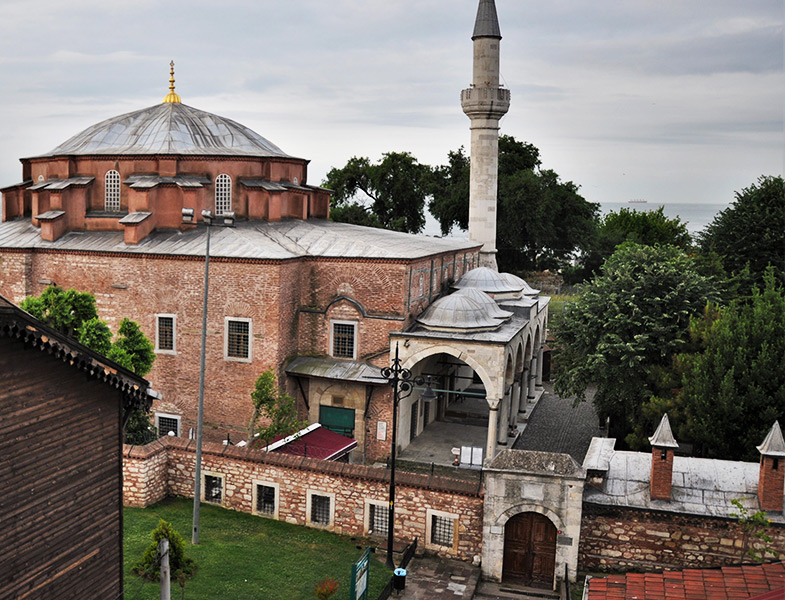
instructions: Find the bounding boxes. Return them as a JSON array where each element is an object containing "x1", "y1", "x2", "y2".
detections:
[{"x1": 38, "y1": 102, "x2": 291, "y2": 159}]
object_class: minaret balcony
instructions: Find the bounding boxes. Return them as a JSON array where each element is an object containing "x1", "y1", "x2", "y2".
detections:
[{"x1": 461, "y1": 87, "x2": 511, "y2": 119}]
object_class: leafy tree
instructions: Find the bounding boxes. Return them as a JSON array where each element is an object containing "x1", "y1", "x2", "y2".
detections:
[
  {"x1": 553, "y1": 243, "x2": 718, "y2": 441},
  {"x1": 680, "y1": 270, "x2": 785, "y2": 460},
  {"x1": 429, "y1": 136, "x2": 599, "y2": 272},
  {"x1": 20, "y1": 285, "x2": 98, "y2": 336},
  {"x1": 21, "y1": 285, "x2": 157, "y2": 444},
  {"x1": 76, "y1": 317, "x2": 113, "y2": 356},
  {"x1": 571, "y1": 206, "x2": 692, "y2": 283},
  {"x1": 250, "y1": 369, "x2": 307, "y2": 446},
  {"x1": 699, "y1": 175, "x2": 785, "y2": 291},
  {"x1": 134, "y1": 519, "x2": 196, "y2": 585},
  {"x1": 113, "y1": 317, "x2": 155, "y2": 377},
  {"x1": 324, "y1": 152, "x2": 431, "y2": 233}
]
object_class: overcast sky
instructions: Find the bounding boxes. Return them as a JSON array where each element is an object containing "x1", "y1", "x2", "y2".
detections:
[{"x1": 0, "y1": 0, "x2": 781, "y2": 212}]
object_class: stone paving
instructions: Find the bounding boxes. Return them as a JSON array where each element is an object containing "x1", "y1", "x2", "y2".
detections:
[{"x1": 392, "y1": 555, "x2": 480, "y2": 599}]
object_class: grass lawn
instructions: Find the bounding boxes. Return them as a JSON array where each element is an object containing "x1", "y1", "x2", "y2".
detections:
[{"x1": 124, "y1": 497, "x2": 392, "y2": 600}]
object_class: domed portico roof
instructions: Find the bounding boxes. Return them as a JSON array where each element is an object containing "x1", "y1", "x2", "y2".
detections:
[
  {"x1": 453, "y1": 287, "x2": 513, "y2": 320},
  {"x1": 454, "y1": 266, "x2": 522, "y2": 295},
  {"x1": 36, "y1": 102, "x2": 292, "y2": 159},
  {"x1": 416, "y1": 289, "x2": 511, "y2": 333}
]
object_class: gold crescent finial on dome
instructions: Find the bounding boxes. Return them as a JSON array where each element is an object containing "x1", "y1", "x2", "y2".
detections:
[{"x1": 162, "y1": 60, "x2": 182, "y2": 104}]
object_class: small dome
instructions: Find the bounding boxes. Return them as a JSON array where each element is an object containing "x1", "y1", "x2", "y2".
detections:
[
  {"x1": 38, "y1": 102, "x2": 291, "y2": 159},
  {"x1": 454, "y1": 266, "x2": 521, "y2": 295},
  {"x1": 453, "y1": 288, "x2": 513, "y2": 320},
  {"x1": 416, "y1": 293, "x2": 503, "y2": 332},
  {"x1": 500, "y1": 272, "x2": 539, "y2": 296}
]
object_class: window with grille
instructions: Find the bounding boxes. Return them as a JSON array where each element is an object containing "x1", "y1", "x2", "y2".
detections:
[
  {"x1": 215, "y1": 173, "x2": 232, "y2": 215},
  {"x1": 310, "y1": 494, "x2": 331, "y2": 525},
  {"x1": 204, "y1": 475, "x2": 223, "y2": 504},
  {"x1": 331, "y1": 322, "x2": 356, "y2": 359},
  {"x1": 156, "y1": 315, "x2": 175, "y2": 352},
  {"x1": 369, "y1": 503, "x2": 388, "y2": 536},
  {"x1": 431, "y1": 514, "x2": 454, "y2": 546},
  {"x1": 256, "y1": 484, "x2": 276, "y2": 515},
  {"x1": 225, "y1": 318, "x2": 251, "y2": 361},
  {"x1": 156, "y1": 415, "x2": 179, "y2": 437},
  {"x1": 105, "y1": 170, "x2": 121, "y2": 212}
]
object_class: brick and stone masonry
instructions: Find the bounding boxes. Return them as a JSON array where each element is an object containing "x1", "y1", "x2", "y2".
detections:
[
  {"x1": 123, "y1": 436, "x2": 484, "y2": 561},
  {"x1": 579, "y1": 504, "x2": 785, "y2": 573}
]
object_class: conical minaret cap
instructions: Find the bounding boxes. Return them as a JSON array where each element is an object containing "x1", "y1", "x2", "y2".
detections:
[
  {"x1": 472, "y1": 0, "x2": 502, "y2": 40},
  {"x1": 757, "y1": 421, "x2": 785, "y2": 457},
  {"x1": 649, "y1": 414, "x2": 679, "y2": 448}
]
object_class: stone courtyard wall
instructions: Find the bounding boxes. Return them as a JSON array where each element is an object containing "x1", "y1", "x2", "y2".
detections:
[
  {"x1": 580, "y1": 503, "x2": 785, "y2": 572},
  {"x1": 123, "y1": 436, "x2": 484, "y2": 561}
]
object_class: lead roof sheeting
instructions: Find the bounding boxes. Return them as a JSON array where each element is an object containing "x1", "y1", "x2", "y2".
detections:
[
  {"x1": 29, "y1": 176, "x2": 95, "y2": 191},
  {"x1": 584, "y1": 450, "x2": 784, "y2": 522},
  {"x1": 0, "y1": 218, "x2": 477, "y2": 260},
  {"x1": 284, "y1": 356, "x2": 383, "y2": 383},
  {"x1": 34, "y1": 102, "x2": 296, "y2": 159},
  {"x1": 239, "y1": 178, "x2": 288, "y2": 191},
  {"x1": 118, "y1": 212, "x2": 152, "y2": 224},
  {"x1": 124, "y1": 174, "x2": 211, "y2": 189}
]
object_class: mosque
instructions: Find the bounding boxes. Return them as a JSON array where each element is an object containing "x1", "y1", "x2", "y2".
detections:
[{"x1": 0, "y1": 0, "x2": 547, "y2": 464}]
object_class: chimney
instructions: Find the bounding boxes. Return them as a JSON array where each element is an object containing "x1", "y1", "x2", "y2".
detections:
[
  {"x1": 757, "y1": 421, "x2": 785, "y2": 512},
  {"x1": 649, "y1": 414, "x2": 678, "y2": 501}
]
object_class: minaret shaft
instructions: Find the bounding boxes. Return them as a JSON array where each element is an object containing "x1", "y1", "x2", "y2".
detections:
[{"x1": 461, "y1": 0, "x2": 509, "y2": 271}]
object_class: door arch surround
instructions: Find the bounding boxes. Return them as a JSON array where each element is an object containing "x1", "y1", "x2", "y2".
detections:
[{"x1": 502, "y1": 511, "x2": 557, "y2": 588}]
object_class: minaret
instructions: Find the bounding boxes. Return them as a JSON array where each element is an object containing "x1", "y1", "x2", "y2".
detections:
[{"x1": 461, "y1": 0, "x2": 510, "y2": 271}]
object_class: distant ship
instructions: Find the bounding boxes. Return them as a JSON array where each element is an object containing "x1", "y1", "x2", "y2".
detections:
[{"x1": 628, "y1": 199, "x2": 648, "y2": 204}]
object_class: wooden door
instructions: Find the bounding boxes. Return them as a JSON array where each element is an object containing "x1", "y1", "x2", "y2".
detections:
[{"x1": 502, "y1": 513, "x2": 556, "y2": 588}]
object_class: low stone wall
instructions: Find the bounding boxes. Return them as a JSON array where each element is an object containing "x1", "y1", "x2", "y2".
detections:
[
  {"x1": 122, "y1": 436, "x2": 484, "y2": 561},
  {"x1": 579, "y1": 503, "x2": 785, "y2": 572}
]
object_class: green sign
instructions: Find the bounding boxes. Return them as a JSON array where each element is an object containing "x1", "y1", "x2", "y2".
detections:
[{"x1": 350, "y1": 547, "x2": 370, "y2": 600}]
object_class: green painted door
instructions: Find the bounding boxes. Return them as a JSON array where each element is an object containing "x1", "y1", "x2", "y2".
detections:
[{"x1": 319, "y1": 405, "x2": 355, "y2": 437}]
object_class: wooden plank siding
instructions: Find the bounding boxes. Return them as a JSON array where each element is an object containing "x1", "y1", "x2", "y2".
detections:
[{"x1": 0, "y1": 335, "x2": 124, "y2": 600}]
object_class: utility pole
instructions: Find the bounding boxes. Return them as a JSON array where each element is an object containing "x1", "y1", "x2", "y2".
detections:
[{"x1": 159, "y1": 538, "x2": 171, "y2": 600}]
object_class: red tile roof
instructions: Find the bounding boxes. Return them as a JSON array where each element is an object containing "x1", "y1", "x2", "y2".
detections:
[{"x1": 587, "y1": 563, "x2": 785, "y2": 600}]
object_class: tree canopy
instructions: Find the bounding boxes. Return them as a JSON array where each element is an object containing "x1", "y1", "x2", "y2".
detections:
[
  {"x1": 324, "y1": 152, "x2": 431, "y2": 233},
  {"x1": 249, "y1": 369, "x2": 306, "y2": 446},
  {"x1": 571, "y1": 206, "x2": 692, "y2": 283},
  {"x1": 679, "y1": 270, "x2": 785, "y2": 461},
  {"x1": 429, "y1": 136, "x2": 599, "y2": 272},
  {"x1": 553, "y1": 243, "x2": 718, "y2": 441},
  {"x1": 21, "y1": 285, "x2": 156, "y2": 443},
  {"x1": 699, "y1": 175, "x2": 785, "y2": 290}
]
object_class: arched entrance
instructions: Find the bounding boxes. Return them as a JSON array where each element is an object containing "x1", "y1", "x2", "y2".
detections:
[{"x1": 502, "y1": 512, "x2": 557, "y2": 588}]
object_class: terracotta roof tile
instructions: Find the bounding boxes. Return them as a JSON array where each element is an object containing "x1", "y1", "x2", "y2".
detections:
[{"x1": 588, "y1": 563, "x2": 785, "y2": 600}]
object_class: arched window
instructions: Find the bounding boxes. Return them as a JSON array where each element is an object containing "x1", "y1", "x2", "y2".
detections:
[
  {"x1": 215, "y1": 174, "x2": 232, "y2": 215},
  {"x1": 105, "y1": 170, "x2": 120, "y2": 212}
]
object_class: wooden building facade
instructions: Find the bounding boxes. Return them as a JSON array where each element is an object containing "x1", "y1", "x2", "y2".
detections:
[{"x1": 0, "y1": 295, "x2": 153, "y2": 599}]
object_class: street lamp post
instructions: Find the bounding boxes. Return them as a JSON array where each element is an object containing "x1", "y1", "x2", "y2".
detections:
[
  {"x1": 379, "y1": 343, "x2": 434, "y2": 569},
  {"x1": 182, "y1": 208, "x2": 234, "y2": 545}
]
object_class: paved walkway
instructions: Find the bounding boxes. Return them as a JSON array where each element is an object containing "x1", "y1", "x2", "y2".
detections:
[{"x1": 392, "y1": 555, "x2": 480, "y2": 599}]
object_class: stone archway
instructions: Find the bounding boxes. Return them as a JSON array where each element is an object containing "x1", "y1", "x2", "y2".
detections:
[{"x1": 502, "y1": 512, "x2": 557, "y2": 587}]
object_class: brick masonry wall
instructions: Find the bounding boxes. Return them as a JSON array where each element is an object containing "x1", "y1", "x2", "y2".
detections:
[
  {"x1": 123, "y1": 437, "x2": 484, "y2": 561},
  {"x1": 580, "y1": 503, "x2": 785, "y2": 572}
]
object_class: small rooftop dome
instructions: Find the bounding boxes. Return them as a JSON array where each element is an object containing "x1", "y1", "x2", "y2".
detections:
[
  {"x1": 501, "y1": 272, "x2": 539, "y2": 296},
  {"x1": 416, "y1": 292, "x2": 505, "y2": 332},
  {"x1": 454, "y1": 266, "x2": 522, "y2": 296},
  {"x1": 453, "y1": 287, "x2": 513, "y2": 320}
]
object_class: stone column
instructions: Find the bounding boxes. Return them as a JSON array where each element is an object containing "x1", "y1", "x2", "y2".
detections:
[
  {"x1": 536, "y1": 346, "x2": 544, "y2": 386},
  {"x1": 497, "y1": 388, "x2": 510, "y2": 445},
  {"x1": 486, "y1": 398, "x2": 500, "y2": 460},
  {"x1": 528, "y1": 357, "x2": 537, "y2": 399},
  {"x1": 510, "y1": 381, "x2": 521, "y2": 427},
  {"x1": 520, "y1": 367, "x2": 529, "y2": 410}
]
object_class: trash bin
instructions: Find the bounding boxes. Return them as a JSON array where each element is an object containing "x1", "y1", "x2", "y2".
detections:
[{"x1": 393, "y1": 567, "x2": 407, "y2": 592}]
